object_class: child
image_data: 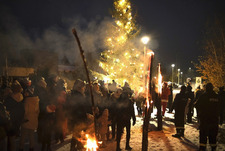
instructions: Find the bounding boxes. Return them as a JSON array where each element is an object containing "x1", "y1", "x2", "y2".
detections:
[{"x1": 97, "y1": 109, "x2": 111, "y2": 148}]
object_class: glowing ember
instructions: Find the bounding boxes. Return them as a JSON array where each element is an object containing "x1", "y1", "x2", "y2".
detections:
[{"x1": 85, "y1": 134, "x2": 98, "y2": 151}]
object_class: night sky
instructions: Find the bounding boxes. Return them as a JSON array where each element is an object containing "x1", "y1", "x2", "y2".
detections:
[{"x1": 1, "y1": 0, "x2": 225, "y2": 74}]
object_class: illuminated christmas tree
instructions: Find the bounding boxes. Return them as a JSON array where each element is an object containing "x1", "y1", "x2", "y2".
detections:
[{"x1": 92, "y1": 0, "x2": 148, "y2": 92}]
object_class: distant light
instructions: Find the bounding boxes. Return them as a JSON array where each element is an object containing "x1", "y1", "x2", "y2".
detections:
[
  {"x1": 189, "y1": 67, "x2": 191, "y2": 70},
  {"x1": 181, "y1": 72, "x2": 183, "y2": 74},
  {"x1": 178, "y1": 69, "x2": 180, "y2": 71},
  {"x1": 141, "y1": 36, "x2": 150, "y2": 44},
  {"x1": 171, "y1": 64, "x2": 175, "y2": 67}
]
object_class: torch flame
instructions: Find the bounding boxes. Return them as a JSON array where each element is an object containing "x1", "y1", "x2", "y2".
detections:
[
  {"x1": 85, "y1": 134, "x2": 98, "y2": 151},
  {"x1": 158, "y1": 63, "x2": 163, "y2": 94}
]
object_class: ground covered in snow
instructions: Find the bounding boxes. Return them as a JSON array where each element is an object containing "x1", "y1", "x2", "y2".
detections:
[{"x1": 51, "y1": 108, "x2": 225, "y2": 151}]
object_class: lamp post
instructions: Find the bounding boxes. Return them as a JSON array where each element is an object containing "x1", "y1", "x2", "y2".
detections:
[
  {"x1": 141, "y1": 36, "x2": 151, "y2": 151},
  {"x1": 141, "y1": 36, "x2": 150, "y2": 63},
  {"x1": 180, "y1": 72, "x2": 183, "y2": 85},
  {"x1": 171, "y1": 64, "x2": 175, "y2": 86},
  {"x1": 177, "y1": 68, "x2": 180, "y2": 85},
  {"x1": 141, "y1": 36, "x2": 150, "y2": 90}
]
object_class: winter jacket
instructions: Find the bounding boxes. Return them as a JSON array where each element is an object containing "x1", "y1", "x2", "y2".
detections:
[
  {"x1": 4, "y1": 94, "x2": 25, "y2": 136},
  {"x1": 22, "y1": 96, "x2": 40, "y2": 130},
  {"x1": 195, "y1": 91, "x2": 219, "y2": 124},
  {"x1": 116, "y1": 92, "x2": 136, "y2": 124},
  {"x1": 97, "y1": 109, "x2": 111, "y2": 134},
  {"x1": 0, "y1": 101, "x2": 10, "y2": 140},
  {"x1": 67, "y1": 90, "x2": 92, "y2": 129},
  {"x1": 55, "y1": 90, "x2": 67, "y2": 128},
  {"x1": 161, "y1": 87, "x2": 171, "y2": 101},
  {"x1": 172, "y1": 92, "x2": 187, "y2": 125}
]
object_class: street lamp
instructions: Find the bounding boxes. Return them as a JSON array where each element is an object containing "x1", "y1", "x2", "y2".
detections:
[
  {"x1": 141, "y1": 36, "x2": 150, "y2": 45},
  {"x1": 177, "y1": 68, "x2": 180, "y2": 85},
  {"x1": 171, "y1": 64, "x2": 175, "y2": 86},
  {"x1": 141, "y1": 36, "x2": 150, "y2": 62}
]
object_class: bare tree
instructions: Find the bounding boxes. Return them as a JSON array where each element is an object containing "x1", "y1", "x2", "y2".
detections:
[{"x1": 196, "y1": 16, "x2": 225, "y2": 88}]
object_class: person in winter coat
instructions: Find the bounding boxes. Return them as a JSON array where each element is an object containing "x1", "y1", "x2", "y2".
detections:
[
  {"x1": 161, "y1": 82, "x2": 171, "y2": 116},
  {"x1": 186, "y1": 85, "x2": 194, "y2": 123},
  {"x1": 67, "y1": 79, "x2": 92, "y2": 151},
  {"x1": 116, "y1": 88, "x2": 136, "y2": 151},
  {"x1": 0, "y1": 99, "x2": 10, "y2": 151},
  {"x1": 195, "y1": 83, "x2": 219, "y2": 151},
  {"x1": 92, "y1": 81, "x2": 104, "y2": 112},
  {"x1": 218, "y1": 86, "x2": 225, "y2": 125},
  {"x1": 108, "y1": 87, "x2": 123, "y2": 140},
  {"x1": 135, "y1": 92, "x2": 145, "y2": 116},
  {"x1": 34, "y1": 77, "x2": 55, "y2": 151},
  {"x1": 4, "y1": 80, "x2": 25, "y2": 151},
  {"x1": 167, "y1": 84, "x2": 173, "y2": 113},
  {"x1": 19, "y1": 86, "x2": 39, "y2": 151},
  {"x1": 97, "y1": 109, "x2": 111, "y2": 147},
  {"x1": 193, "y1": 85, "x2": 204, "y2": 124},
  {"x1": 54, "y1": 79, "x2": 67, "y2": 144},
  {"x1": 171, "y1": 85, "x2": 187, "y2": 138}
]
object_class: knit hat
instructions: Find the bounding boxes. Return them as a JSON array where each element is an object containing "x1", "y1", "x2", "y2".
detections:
[{"x1": 11, "y1": 80, "x2": 23, "y2": 93}]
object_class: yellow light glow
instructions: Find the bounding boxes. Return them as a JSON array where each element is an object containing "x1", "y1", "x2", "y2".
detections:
[
  {"x1": 119, "y1": 0, "x2": 125, "y2": 6},
  {"x1": 85, "y1": 135, "x2": 98, "y2": 151},
  {"x1": 141, "y1": 36, "x2": 150, "y2": 45},
  {"x1": 158, "y1": 63, "x2": 163, "y2": 94},
  {"x1": 93, "y1": 0, "x2": 143, "y2": 92}
]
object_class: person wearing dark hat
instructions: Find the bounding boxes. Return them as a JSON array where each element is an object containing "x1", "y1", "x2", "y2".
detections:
[
  {"x1": 54, "y1": 78, "x2": 67, "y2": 144},
  {"x1": 34, "y1": 77, "x2": 55, "y2": 151},
  {"x1": 195, "y1": 83, "x2": 219, "y2": 151},
  {"x1": 19, "y1": 86, "x2": 39, "y2": 151},
  {"x1": 171, "y1": 85, "x2": 187, "y2": 138},
  {"x1": 67, "y1": 79, "x2": 92, "y2": 151},
  {"x1": 4, "y1": 80, "x2": 25, "y2": 151},
  {"x1": 116, "y1": 87, "x2": 136, "y2": 151},
  {"x1": 186, "y1": 85, "x2": 194, "y2": 123}
]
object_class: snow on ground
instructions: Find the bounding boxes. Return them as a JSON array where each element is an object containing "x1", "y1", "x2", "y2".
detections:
[{"x1": 51, "y1": 107, "x2": 225, "y2": 151}]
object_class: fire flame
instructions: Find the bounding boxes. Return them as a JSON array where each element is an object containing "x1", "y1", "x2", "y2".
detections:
[
  {"x1": 145, "y1": 52, "x2": 154, "y2": 109},
  {"x1": 158, "y1": 63, "x2": 163, "y2": 94},
  {"x1": 85, "y1": 134, "x2": 98, "y2": 151}
]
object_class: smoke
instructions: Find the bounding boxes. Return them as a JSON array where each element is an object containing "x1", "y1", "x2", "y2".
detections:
[
  {"x1": 0, "y1": 4, "x2": 113, "y2": 68},
  {"x1": 0, "y1": 6, "x2": 34, "y2": 60}
]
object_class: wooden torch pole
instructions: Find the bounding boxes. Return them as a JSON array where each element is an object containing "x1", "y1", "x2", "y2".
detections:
[
  {"x1": 72, "y1": 28, "x2": 97, "y2": 138},
  {"x1": 142, "y1": 53, "x2": 154, "y2": 151}
]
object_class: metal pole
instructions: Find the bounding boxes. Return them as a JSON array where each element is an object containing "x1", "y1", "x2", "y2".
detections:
[{"x1": 172, "y1": 67, "x2": 173, "y2": 86}]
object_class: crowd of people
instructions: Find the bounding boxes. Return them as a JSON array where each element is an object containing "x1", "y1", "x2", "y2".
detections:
[
  {"x1": 0, "y1": 75, "x2": 224, "y2": 151},
  {"x1": 0, "y1": 76, "x2": 136, "y2": 151},
  {"x1": 170, "y1": 83, "x2": 225, "y2": 151}
]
